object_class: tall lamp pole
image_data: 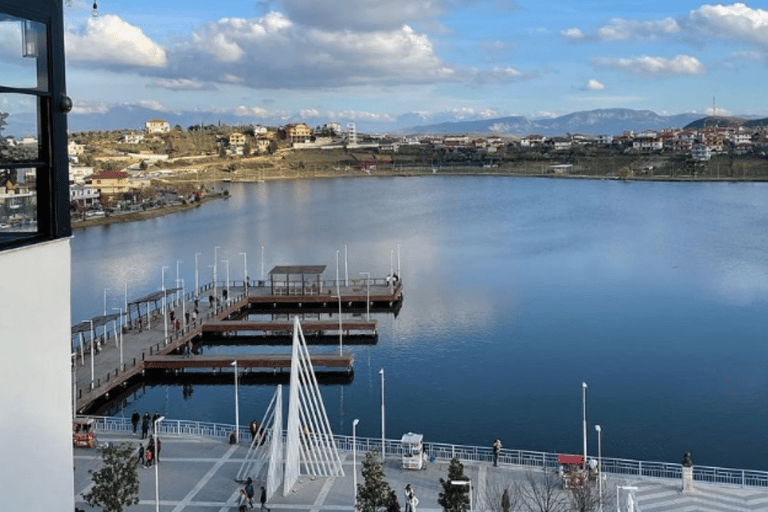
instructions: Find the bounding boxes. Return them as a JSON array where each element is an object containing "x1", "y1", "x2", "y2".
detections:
[
  {"x1": 595, "y1": 424, "x2": 603, "y2": 512},
  {"x1": 112, "y1": 307, "x2": 123, "y2": 371},
  {"x1": 352, "y1": 419, "x2": 360, "y2": 509},
  {"x1": 195, "y1": 252, "x2": 202, "y2": 296},
  {"x1": 582, "y1": 381, "x2": 588, "y2": 468},
  {"x1": 379, "y1": 368, "x2": 385, "y2": 460},
  {"x1": 84, "y1": 319, "x2": 94, "y2": 390},
  {"x1": 240, "y1": 252, "x2": 248, "y2": 295},
  {"x1": 359, "y1": 272, "x2": 370, "y2": 321},
  {"x1": 232, "y1": 360, "x2": 239, "y2": 443},
  {"x1": 176, "y1": 260, "x2": 184, "y2": 306},
  {"x1": 103, "y1": 287, "x2": 110, "y2": 317},
  {"x1": 223, "y1": 259, "x2": 230, "y2": 302},
  {"x1": 154, "y1": 415, "x2": 165, "y2": 512}
]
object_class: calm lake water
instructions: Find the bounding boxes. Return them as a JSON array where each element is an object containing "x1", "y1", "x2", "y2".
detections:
[{"x1": 70, "y1": 177, "x2": 768, "y2": 470}]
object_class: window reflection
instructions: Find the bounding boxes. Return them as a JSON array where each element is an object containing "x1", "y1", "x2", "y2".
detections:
[
  {"x1": 0, "y1": 166, "x2": 37, "y2": 232},
  {"x1": 0, "y1": 14, "x2": 48, "y2": 90},
  {"x1": 0, "y1": 94, "x2": 40, "y2": 163}
]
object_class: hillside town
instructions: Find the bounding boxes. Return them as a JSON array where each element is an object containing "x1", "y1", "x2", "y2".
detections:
[{"x1": 3, "y1": 116, "x2": 768, "y2": 229}]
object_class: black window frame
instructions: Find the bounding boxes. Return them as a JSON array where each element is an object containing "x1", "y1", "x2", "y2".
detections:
[{"x1": 0, "y1": 0, "x2": 70, "y2": 250}]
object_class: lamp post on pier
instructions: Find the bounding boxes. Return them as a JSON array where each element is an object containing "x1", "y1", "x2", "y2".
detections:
[
  {"x1": 161, "y1": 266, "x2": 169, "y2": 313},
  {"x1": 222, "y1": 259, "x2": 230, "y2": 303},
  {"x1": 595, "y1": 424, "x2": 603, "y2": 512},
  {"x1": 83, "y1": 319, "x2": 94, "y2": 390},
  {"x1": 103, "y1": 287, "x2": 110, "y2": 317},
  {"x1": 176, "y1": 260, "x2": 183, "y2": 306},
  {"x1": 214, "y1": 245, "x2": 221, "y2": 290},
  {"x1": 240, "y1": 252, "x2": 248, "y2": 296},
  {"x1": 359, "y1": 272, "x2": 370, "y2": 320},
  {"x1": 195, "y1": 252, "x2": 202, "y2": 297},
  {"x1": 112, "y1": 307, "x2": 124, "y2": 371}
]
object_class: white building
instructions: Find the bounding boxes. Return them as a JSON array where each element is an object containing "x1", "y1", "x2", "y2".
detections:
[
  {"x1": 346, "y1": 122, "x2": 358, "y2": 145},
  {"x1": 0, "y1": 1, "x2": 75, "y2": 510},
  {"x1": 691, "y1": 143, "x2": 711, "y2": 161},
  {"x1": 67, "y1": 140, "x2": 85, "y2": 156},
  {"x1": 69, "y1": 182, "x2": 100, "y2": 206},
  {"x1": 145, "y1": 118, "x2": 170, "y2": 134}
]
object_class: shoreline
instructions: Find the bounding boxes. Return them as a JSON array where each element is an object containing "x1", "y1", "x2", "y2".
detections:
[{"x1": 71, "y1": 170, "x2": 768, "y2": 230}]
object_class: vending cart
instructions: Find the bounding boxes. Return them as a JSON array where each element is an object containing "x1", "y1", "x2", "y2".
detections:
[{"x1": 401, "y1": 432, "x2": 425, "y2": 470}]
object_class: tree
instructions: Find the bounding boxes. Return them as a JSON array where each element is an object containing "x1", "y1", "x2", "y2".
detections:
[
  {"x1": 518, "y1": 469, "x2": 566, "y2": 512},
  {"x1": 438, "y1": 457, "x2": 470, "y2": 512},
  {"x1": 356, "y1": 449, "x2": 392, "y2": 512},
  {"x1": 83, "y1": 442, "x2": 140, "y2": 512}
]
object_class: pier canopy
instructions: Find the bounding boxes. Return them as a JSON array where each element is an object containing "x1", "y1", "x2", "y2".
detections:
[{"x1": 269, "y1": 265, "x2": 327, "y2": 296}]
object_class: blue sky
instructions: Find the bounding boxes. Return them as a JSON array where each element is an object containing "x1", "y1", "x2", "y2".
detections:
[{"x1": 51, "y1": 1, "x2": 768, "y2": 126}]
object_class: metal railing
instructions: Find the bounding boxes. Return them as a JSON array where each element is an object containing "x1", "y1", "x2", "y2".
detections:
[{"x1": 86, "y1": 415, "x2": 768, "y2": 488}]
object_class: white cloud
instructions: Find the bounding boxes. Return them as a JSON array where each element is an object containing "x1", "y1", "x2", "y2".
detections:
[
  {"x1": 148, "y1": 78, "x2": 217, "y2": 91},
  {"x1": 593, "y1": 54, "x2": 706, "y2": 76},
  {"x1": 279, "y1": 0, "x2": 448, "y2": 30},
  {"x1": 596, "y1": 17, "x2": 679, "y2": 41},
  {"x1": 560, "y1": 28, "x2": 584, "y2": 40},
  {"x1": 299, "y1": 108, "x2": 321, "y2": 118},
  {"x1": 135, "y1": 100, "x2": 168, "y2": 111},
  {"x1": 686, "y1": 3, "x2": 768, "y2": 47},
  {"x1": 584, "y1": 79, "x2": 605, "y2": 91},
  {"x1": 66, "y1": 15, "x2": 167, "y2": 68}
]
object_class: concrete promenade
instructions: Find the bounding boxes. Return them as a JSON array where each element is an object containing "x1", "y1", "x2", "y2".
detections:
[{"x1": 74, "y1": 431, "x2": 768, "y2": 512}]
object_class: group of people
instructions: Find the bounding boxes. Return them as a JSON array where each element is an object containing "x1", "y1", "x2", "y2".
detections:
[
  {"x1": 131, "y1": 410, "x2": 163, "y2": 439},
  {"x1": 238, "y1": 477, "x2": 269, "y2": 512},
  {"x1": 137, "y1": 435, "x2": 161, "y2": 467}
]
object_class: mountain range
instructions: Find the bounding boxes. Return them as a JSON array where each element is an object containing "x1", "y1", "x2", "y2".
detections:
[{"x1": 3, "y1": 106, "x2": 767, "y2": 138}]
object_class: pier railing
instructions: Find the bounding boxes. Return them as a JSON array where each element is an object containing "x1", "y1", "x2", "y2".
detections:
[{"x1": 86, "y1": 415, "x2": 768, "y2": 488}]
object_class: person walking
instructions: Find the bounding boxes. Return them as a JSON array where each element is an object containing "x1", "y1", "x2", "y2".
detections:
[
  {"x1": 131, "y1": 410, "x2": 140, "y2": 434},
  {"x1": 260, "y1": 485, "x2": 270, "y2": 512},
  {"x1": 493, "y1": 439, "x2": 502, "y2": 467},
  {"x1": 137, "y1": 443, "x2": 144, "y2": 466}
]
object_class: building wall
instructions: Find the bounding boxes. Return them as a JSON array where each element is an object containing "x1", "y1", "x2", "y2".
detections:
[{"x1": 0, "y1": 238, "x2": 73, "y2": 511}]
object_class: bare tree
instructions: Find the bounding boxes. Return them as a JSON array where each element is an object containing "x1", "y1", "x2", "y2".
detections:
[
  {"x1": 481, "y1": 475, "x2": 520, "y2": 512},
  {"x1": 567, "y1": 478, "x2": 615, "y2": 512},
  {"x1": 518, "y1": 469, "x2": 567, "y2": 512}
]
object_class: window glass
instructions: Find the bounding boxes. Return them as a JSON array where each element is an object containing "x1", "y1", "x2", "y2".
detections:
[
  {"x1": 0, "y1": 14, "x2": 48, "y2": 91},
  {"x1": 0, "y1": 93, "x2": 40, "y2": 163},
  {"x1": 0, "y1": 165, "x2": 37, "y2": 233}
]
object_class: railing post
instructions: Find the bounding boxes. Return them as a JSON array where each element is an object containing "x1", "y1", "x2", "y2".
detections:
[{"x1": 638, "y1": 461, "x2": 642, "y2": 476}]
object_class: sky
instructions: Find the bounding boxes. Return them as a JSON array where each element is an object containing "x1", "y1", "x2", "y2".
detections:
[{"x1": 11, "y1": 1, "x2": 768, "y2": 128}]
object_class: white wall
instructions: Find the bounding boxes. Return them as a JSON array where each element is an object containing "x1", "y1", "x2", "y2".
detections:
[{"x1": 0, "y1": 238, "x2": 74, "y2": 511}]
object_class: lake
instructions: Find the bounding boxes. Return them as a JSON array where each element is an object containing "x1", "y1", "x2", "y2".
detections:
[{"x1": 70, "y1": 176, "x2": 768, "y2": 470}]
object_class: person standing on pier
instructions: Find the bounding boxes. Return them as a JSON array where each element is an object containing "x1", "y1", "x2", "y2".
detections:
[
  {"x1": 137, "y1": 443, "x2": 144, "y2": 466},
  {"x1": 493, "y1": 439, "x2": 502, "y2": 467},
  {"x1": 131, "y1": 410, "x2": 140, "y2": 434},
  {"x1": 141, "y1": 412, "x2": 150, "y2": 439},
  {"x1": 260, "y1": 485, "x2": 269, "y2": 512}
]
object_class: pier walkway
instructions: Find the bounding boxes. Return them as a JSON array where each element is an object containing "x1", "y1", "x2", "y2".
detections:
[
  {"x1": 72, "y1": 278, "x2": 402, "y2": 413},
  {"x1": 74, "y1": 418, "x2": 768, "y2": 512}
]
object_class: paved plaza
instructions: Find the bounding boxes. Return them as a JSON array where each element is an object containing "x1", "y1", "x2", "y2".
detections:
[{"x1": 74, "y1": 431, "x2": 768, "y2": 512}]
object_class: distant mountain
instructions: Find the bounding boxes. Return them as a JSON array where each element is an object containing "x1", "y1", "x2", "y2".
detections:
[
  {"x1": 684, "y1": 116, "x2": 746, "y2": 129},
  {"x1": 404, "y1": 109, "x2": 705, "y2": 136}
]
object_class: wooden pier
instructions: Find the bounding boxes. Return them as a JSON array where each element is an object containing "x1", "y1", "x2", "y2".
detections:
[
  {"x1": 143, "y1": 354, "x2": 354, "y2": 371},
  {"x1": 72, "y1": 269, "x2": 403, "y2": 414}
]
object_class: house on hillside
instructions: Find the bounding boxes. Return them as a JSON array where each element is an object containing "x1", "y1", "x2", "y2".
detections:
[
  {"x1": 145, "y1": 119, "x2": 170, "y2": 134},
  {"x1": 85, "y1": 170, "x2": 132, "y2": 195},
  {"x1": 285, "y1": 123, "x2": 311, "y2": 143}
]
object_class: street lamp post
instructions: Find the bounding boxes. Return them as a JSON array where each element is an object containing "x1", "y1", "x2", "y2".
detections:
[
  {"x1": 112, "y1": 307, "x2": 124, "y2": 371},
  {"x1": 154, "y1": 415, "x2": 166, "y2": 512},
  {"x1": 162, "y1": 289, "x2": 168, "y2": 344},
  {"x1": 450, "y1": 480, "x2": 473, "y2": 512},
  {"x1": 214, "y1": 246, "x2": 221, "y2": 292},
  {"x1": 83, "y1": 319, "x2": 94, "y2": 390},
  {"x1": 231, "y1": 360, "x2": 239, "y2": 443},
  {"x1": 240, "y1": 252, "x2": 248, "y2": 296},
  {"x1": 352, "y1": 419, "x2": 360, "y2": 509},
  {"x1": 336, "y1": 250, "x2": 342, "y2": 356},
  {"x1": 222, "y1": 259, "x2": 230, "y2": 303},
  {"x1": 596, "y1": 424, "x2": 603, "y2": 512},
  {"x1": 103, "y1": 287, "x2": 110, "y2": 317},
  {"x1": 195, "y1": 252, "x2": 202, "y2": 296},
  {"x1": 176, "y1": 260, "x2": 184, "y2": 306},
  {"x1": 359, "y1": 272, "x2": 370, "y2": 321},
  {"x1": 161, "y1": 266, "x2": 169, "y2": 313},
  {"x1": 208, "y1": 265, "x2": 217, "y2": 306},
  {"x1": 582, "y1": 381, "x2": 588, "y2": 467},
  {"x1": 379, "y1": 368, "x2": 385, "y2": 460},
  {"x1": 176, "y1": 278, "x2": 186, "y2": 326}
]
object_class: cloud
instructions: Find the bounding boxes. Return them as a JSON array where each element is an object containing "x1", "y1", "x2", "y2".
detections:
[
  {"x1": 595, "y1": 17, "x2": 680, "y2": 41},
  {"x1": 148, "y1": 78, "x2": 217, "y2": 91},
  {"x1": 685, "y1": 3, "x2": 768, "y2": 47},
  {"x1": 278, "y1": 0, "x2": 448, "y2": 30},
  {"x1": 592, "y1": 54, "x2": 706, "y2": 76},
  {"x1": 154, "y1": 12, "x2": 530, "y2": 90},
  {"x1": 560, "y1": 28, "x2": 584, "y2": 40},
  {"x1": 66, "y1": 15, "x2": 167, "y2": 68},
  {"x1": 583, "y1": 79, "x2": 605, "y2": 91}
]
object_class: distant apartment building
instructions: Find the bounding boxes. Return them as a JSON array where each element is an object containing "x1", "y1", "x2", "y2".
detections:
[
  {"x1": 285, "y1": 123, "x2": 312, "y2": 143},
  {"x1": 121, "y1": 132, "x2": 145, "y2": 144},
  {"x1": 145, "y1": 119, "x2": 170, "y2": 134},
  {"x1": 229, "y1": 132, "x2": 246, "y2": 146},
  {"x1": 691, "y1": 143, "x2": 711, "y2": 161},
  {"x1": 253, "y1": 124, "x2": 268, "y2": 135},
  {"x1": 85, "y1": 170, "x2": 132, "y2": 195},
  {"x1": 520, "y1": 135, "x2": 546, "y2": 147},
  {"x1": 67, "y1": 140, "x2": 85, "y2": 156},
  {"x1": 69, "y1": 183, "x2": 100, "y2": 206}
]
